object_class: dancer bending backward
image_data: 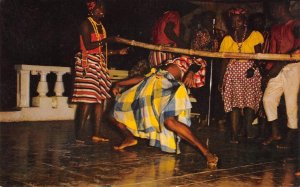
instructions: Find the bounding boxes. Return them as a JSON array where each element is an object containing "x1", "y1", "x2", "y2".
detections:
[
  {"x1": 219, "y1": 8, "x2": 264, "y2": 143},
  {"x1": 72, "y1": 0, "x2": 128, "y2": 144},
  {"x1": 111, "y1": 56, "x2": 218, "y2": 168}
]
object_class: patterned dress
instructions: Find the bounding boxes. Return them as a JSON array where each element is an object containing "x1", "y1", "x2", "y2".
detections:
[
  {"x1": 165, "y1": 56, "x2": 206, "y2": 88},
  {"x1": 72, "y1": 30, "x2": 111, "y2": 103},
  {"x1": 113, "y1": 69, "x2": 191, "y2": 154},
  {"x1": 219, "y1": 31, "x2": 264, "y2": 112},
  {"x1": 72, "y1": 52, "x2": 111, "y2": 103}
]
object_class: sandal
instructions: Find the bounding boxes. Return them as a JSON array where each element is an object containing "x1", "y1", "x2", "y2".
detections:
[{"x1": 205, "y1": 152, "x2": 218, "y2": 169}]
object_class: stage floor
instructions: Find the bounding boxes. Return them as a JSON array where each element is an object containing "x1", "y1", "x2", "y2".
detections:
[{"x1": 0, "y1": 120, "x2": 299, "y2": 186}]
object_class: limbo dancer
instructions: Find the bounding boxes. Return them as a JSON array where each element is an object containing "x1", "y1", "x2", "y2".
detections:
[{"x1": 110, "y1": 55, "x2": 218, "y2": 169}]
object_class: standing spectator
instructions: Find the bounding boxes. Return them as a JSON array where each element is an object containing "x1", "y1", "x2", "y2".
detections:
[
  {"x1": 189, "y1": 11, "x2": 226, "y2": 129},
  {"x1": 148, "y1": 10, "x2": 187, "y2": 67},
  {"x1": 249, "y1": 13, "x2": 271, "y2": 54},
  {"x1": 219, "y1": 8, "x2": 264, "y2": 143},
  {"x1": 71, "y1": 0, "x2": 128, "y2": 144},
  {"x1": 262, "y1": 1, "x2": 300, "y2": 149}
]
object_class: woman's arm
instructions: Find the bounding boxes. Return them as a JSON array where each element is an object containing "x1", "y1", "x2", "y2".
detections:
[
  {"x1": 164, "y1": 22, "x2": 187, "y2": 48},
  {"x1": 218, "y1": 59, "x2": 229, "y2": 91},
  {"x1": 183, "y1": 63, "x2": 201, "y2": 88},
  {"x1": 80, "y1": 21, "x2": 102, "y2": 50},
  {"x1": 81, "y1": 21, "x2": 128, "y2": 55},
  {"x1": 112, "y1": 76, "x2": 144, "y2": 96},
  {"x1": 107, "y1": 47, "x2": 129, "y2": 56}
]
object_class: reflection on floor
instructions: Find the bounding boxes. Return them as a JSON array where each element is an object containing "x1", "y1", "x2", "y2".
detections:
[{"x1": 0, "y1": 120, "x2": 299, "y2": 186}]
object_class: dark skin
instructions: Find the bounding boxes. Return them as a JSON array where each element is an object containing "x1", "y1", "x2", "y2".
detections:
[
  {"x1": 218, "y1": 14, "x2": 262, "y2": 143},
  {"x1": 164, "y1": 22, "x2": 187, "y2": 48},
  {"x1": 111, "y1": 64, "x2": 218, "y2": 167},
  {"x1": 80, "y1": 5, "x2": 129, "y2": 54},
  {"x1": 219, "y1": 15, "x2": 262, "y2": 90},
  {"x1": 75, "y1": 4, "x2": 128, "y2": 143}
]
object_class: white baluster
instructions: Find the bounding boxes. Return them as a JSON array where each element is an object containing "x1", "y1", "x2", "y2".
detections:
[
  {"x1": 36, "y1": 71, "x2": 49, "y2": 96},
  {"x1": 53, "y1": 72, "x2": 65, "y2": 97},
  {"x1": 32, "y1": 71, "x2": 51, "y2": 108},
  {"x1": 16, "y1": 68, "x2": 30, "y2": 107}
]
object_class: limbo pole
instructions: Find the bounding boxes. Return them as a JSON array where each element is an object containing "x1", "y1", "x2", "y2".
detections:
[{"x1": 107, "y1": 37, "x2": 300, "y2": 61}]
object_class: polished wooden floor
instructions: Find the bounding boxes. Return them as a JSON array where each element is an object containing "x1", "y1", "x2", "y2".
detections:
[{"x1": 0, "y1": 120, "x2": 299, "y2": 186}]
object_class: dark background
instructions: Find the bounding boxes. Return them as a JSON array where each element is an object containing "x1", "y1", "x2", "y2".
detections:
[
  {"x1": 1, "y1": 0, "x2": 299, "y2": 109},
  {"x1": 0, "y1": 0, "x2": 183, "y2": 109}
]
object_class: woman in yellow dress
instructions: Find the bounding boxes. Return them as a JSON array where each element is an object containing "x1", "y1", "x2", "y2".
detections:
[{"x1": 219, "y1": 8, "x2": 264, "y2": 143}]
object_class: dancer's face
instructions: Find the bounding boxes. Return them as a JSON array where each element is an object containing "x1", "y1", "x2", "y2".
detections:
[
  {"x1": 231, "y1": 15, "x2": 245, "y2": 31},
  {"x1": 93, "y1": 5, "x2": 105, "y2": 20}
]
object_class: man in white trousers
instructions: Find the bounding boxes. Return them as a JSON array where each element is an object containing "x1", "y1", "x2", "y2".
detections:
[{"x1": 262, "y1": 0, "x2": 300, "y2": 149}]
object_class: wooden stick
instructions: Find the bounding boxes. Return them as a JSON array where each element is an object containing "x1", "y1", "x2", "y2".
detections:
[{"x1": 108, "y1": 37, "x2": 300, "y2": 61}]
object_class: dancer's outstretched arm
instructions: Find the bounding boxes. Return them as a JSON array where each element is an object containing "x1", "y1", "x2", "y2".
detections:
[{"x1": 112, "y1": 76, "x2": 144, "y2": 96}]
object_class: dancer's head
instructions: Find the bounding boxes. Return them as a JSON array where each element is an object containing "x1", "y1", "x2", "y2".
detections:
[{"x1": 228, "y1": 8, "x2": 248, "y2": 31}]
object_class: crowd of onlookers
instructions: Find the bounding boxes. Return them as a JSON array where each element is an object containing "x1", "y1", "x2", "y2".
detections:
[
  {"x1": 128, "y1": 0, "x2": 300, "y2": 173},
  {"x1": 72, "y1": 0, "x2": 299, "y2": 173}
]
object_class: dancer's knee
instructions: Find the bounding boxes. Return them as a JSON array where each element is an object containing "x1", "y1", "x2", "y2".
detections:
[{"x1": 164, "y1": 117, "x2": 177, "y2": 130}]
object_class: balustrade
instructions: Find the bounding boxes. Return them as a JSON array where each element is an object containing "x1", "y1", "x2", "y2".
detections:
[
  {"x1": 0, "y1": 64, "x2": 128, "y2": 122},
  {"x1": 15, "y1": 64, "x2": 128, "y2": 109}
]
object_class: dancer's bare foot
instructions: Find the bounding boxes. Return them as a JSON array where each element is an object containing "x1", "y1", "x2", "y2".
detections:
[
  {"x1": 295, "y1": 171, "x2": 300, "y2": 177},
  {"x1": 205, "y1": 152, "x2": 218, "y2": 169},
  {"x1": 114, "y1": 138, "x2": 138, "y2": 150},
  {"x1": 92, "y1": 136, "x2": 109, "y2": 143}
]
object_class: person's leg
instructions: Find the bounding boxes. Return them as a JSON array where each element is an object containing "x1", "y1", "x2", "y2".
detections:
[
  {"x1": 295, "y1": 92, "x2": 300, "y2": 177},
  {"x1": 244, "y1": 107, "x2": 255, "y2": 139},
  {"x1": 262, "y1": 119, "x2": 282, "y2": 145},
  {"x1": 262, "y1": 74, "x2": 284, "y2": 145},
  {"x1": 92, "y1": 102, "x2": 109, "y2": 142},
  {"x1": 230, "y1": 108, "x2": 241, "y2": 144},
  {"x1": 296, "y1": 124, "x2": 300, "y2": 177},
  {"x1": 164, "y1": 117, "x2": 218, "y2": 168},
  {"x1": 277, "y1": 64, "x2": 299, "y2": 149},
  {"x1": 112, "y1": 118, "x2": 137, "y2": 150},
  {"x1": 74, "y1": 103, "x2": 91, "y2": 143},
  {"x1": 258, "y1": 116, "x2": 269, "y2": 140}
]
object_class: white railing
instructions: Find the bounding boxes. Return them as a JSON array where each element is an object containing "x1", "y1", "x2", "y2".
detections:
[{"x1": 0, "y1": 64, "x2": 128, "y2": 122}]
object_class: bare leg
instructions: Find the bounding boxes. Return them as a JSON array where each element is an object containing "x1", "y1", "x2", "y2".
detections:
[
  {"x1": 74, "y1": 103, "x2": 91, "y2": 142},
  {"x1": 113, "y1": 118, "x2": 137, "y2": 150},
  {"x1": 230, "y1": 108, "x2": 240, "y2": 144},
  {"x1": 244, "y1": 107, "x2": 255, "y2": 139},
  {"x1": 92, "y1": 102, "x2": 109, "y2": 142},
  {"x1": 164, "y1": 117, "x2": 218, "y2": 168}
]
